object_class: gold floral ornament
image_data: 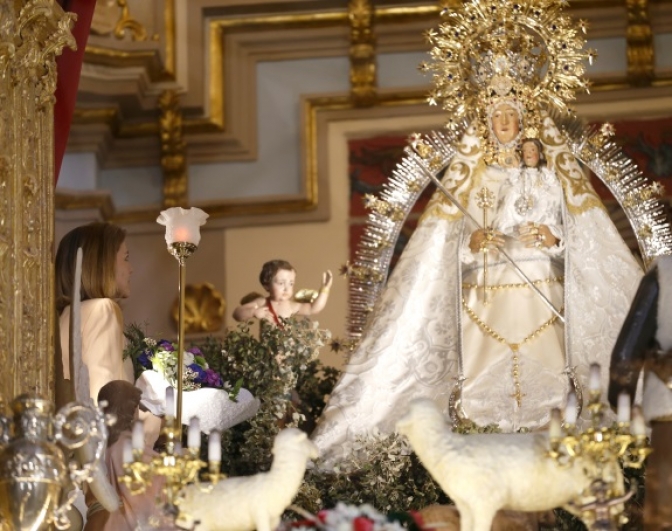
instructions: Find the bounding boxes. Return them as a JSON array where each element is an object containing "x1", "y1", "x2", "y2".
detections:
[
  {"x1": 362, "y1": 193, "x2": 404, "y2": 222},
  {"x1": 329, "y1": 337, "x2": 358, "y2": 354},
  {"x1": 420, "y1": 0, "x2": 595, "y2": 157},
  {"x1": 170, "y1": 282, "x2": 225, "y2": 334},
  {"x1": 339, "y1": 260, "x2": 384, "y2": 284}
]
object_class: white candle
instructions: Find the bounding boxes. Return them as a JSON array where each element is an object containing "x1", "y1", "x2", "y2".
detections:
[
  {"x1": 549, "y1": 408, "x2": 562, "y2": 439},
  {"x1": 165, "y1": 387, "x2": 175, "y2": 418},
  {"x1": 174, "y1": 440, "x2": 183, "y2": 456},
  {"x1": 631, "y1": 406, "x2": 647, "y2": 436},
  {"x1": 617, "y1": 392, "x2": 631, "y2": 424},
  {"x1": 589, "y1": 363, "x2": 601, "y2": 392},
  {"x1": 69, "y1": 247, "x2": 83, "y2": 400},
  {"x1": 123, "y1": 438, "x2": 133, "y2": 464},
  {"x1": 565, "y1": 393, "x2": 578, "y2": 425},
  {"x1": 188, "y1": 417, "x2": 200, "y2": 449},
  {"x1": 208, "y1": 430, "x2": 221, "y2": 462},
  {"x1": 132, "y1": 420, "x2": 144, "y2": 450}
]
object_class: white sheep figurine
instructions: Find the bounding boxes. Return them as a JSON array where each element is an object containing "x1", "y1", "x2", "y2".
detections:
[
  {"x1": 176, "y1": 428, "x2": 318, "y2": 531},
  {"x1": 396, "y1": 398, "x2": 621, "y2": 531}
]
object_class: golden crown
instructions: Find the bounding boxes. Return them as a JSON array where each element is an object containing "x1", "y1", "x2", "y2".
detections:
[{"x1": 420, "y1": 0, "x2": 596, "y2": 141}]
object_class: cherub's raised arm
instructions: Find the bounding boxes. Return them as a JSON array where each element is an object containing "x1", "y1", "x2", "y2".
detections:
[{"x1": 297, "y1": 270, "x2": 333, "y2": 316}]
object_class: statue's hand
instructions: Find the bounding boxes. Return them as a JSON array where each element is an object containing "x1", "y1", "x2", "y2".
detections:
[
  {"x1": 322, "y1": 270, "x2": 333, "y2": 289},
  {"x1": 518, "y1": 222, "x2": 558, "y2": 249},
  {"x1": 469, "y1": 229, "x2": 504, "y2": 253},
  {"x1": 253, "y1": 306, "x2": 271, "y2": 320}
]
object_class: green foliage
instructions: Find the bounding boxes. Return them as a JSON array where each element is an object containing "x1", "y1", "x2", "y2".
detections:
[
  {"x1": 125, "y1": 320, "x2": 649, "y2": 529},
  {"x1": 128, "y1": 317, "x2": 447, "y2": 513},
  {"x1": 296, "y1": 432, "x2": 449, "y2": 514},
  {"x1": 194, "y1": 318, "x2": 335, "y2": 476}
]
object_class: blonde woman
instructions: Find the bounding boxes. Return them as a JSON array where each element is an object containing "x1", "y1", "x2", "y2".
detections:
[{"x1": 55, "y1": 222, "x2": 161, "y2": 444}]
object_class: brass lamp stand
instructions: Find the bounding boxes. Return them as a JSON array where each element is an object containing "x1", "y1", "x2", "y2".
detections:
[
  {"x1": 168, "y1": 241, "x2": 197, "y2": 426},
  {"x1": 121, "y1": 208, "x2": 224, "y2": 519}
]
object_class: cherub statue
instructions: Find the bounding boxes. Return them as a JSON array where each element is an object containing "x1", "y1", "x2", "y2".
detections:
[{"x1": 232, "y1": 259, "x2": 333, "y2": 327}]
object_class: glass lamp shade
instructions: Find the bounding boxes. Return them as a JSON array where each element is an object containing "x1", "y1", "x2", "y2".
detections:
[{"x1": 157, "y1": 207, "x2": 209, "y2": 246}]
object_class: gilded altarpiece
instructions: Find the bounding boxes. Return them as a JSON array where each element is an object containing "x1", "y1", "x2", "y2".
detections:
[{"x1": 0, "y1": 0, "x2": 74, "y2": 399}]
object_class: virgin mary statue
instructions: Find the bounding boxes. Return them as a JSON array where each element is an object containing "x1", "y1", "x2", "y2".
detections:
[{"x1": 312, "y1": 0, "x2": 668, "y2": 465}]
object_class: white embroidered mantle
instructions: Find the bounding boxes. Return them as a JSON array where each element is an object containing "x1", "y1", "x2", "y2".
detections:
[{"x1": 312, "y1": 119, "x2": 643, "y2": 465}]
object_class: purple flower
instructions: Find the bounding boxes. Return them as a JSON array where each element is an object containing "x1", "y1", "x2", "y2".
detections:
[
  {"x1": 158, "y1": 340, "x2": 175, "y2": 351},
  {"x1": 188, "y1": 363, "x2": 206, "y2": 383},
  {"x1": 203, "y1": 369, "x2": 223, "y2": 389},
  {"x1": 138, "y1": 351, "x2": 153, "y2": 369},
  {"x1": 188, "y1": 346, "x2": 202, "y2": 356}
]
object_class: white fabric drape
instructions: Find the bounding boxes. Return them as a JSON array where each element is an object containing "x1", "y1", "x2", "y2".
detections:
[{"x1": 312, "y1": 117, "x2": 643, "y2": 465}]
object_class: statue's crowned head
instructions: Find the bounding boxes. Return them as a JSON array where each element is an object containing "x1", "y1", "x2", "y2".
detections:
[{"x1": 420, "y1": 0, "x2": 595, "y2": 163}]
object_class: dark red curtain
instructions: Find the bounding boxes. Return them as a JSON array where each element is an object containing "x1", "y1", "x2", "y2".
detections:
[{"x1": 54, "y1": 0, "x2": 97, "y2": 183}]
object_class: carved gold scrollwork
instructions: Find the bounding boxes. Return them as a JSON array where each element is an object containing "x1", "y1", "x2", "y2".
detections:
[
  {"x1": 114, "y1": 0, "x2": 150, "y2": 41},
  {"x1": 170, "y1": 283, "x2": 226, "y2": 334},
  {"x1": 91, "y1": 0, "x2": 154, "y2": 41},
  {"x1": 0, "y1": 0, "x2": 75, "y2": 398},
  {"x1": 348, "y1": 0, "x2": 377, "y2": 107},
  {"x1": 626, "y1": 0, "x2": 654, "y2": 86},
  {"x1": 158, "y1": 89, "x2": 188, "y2": 208}
]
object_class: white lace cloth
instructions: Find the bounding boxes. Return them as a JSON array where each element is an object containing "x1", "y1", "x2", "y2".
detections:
[{"x1": 136, "y1": 370, "x2": 260, "y2": 434}]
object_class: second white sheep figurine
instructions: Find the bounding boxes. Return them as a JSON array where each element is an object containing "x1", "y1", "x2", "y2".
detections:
[
  {"x1": 396, "y1": 398, "x2": 617, "y2": 531},
  {"x1": 176, "y1": 428, "x2": 318, "y2": 531}
]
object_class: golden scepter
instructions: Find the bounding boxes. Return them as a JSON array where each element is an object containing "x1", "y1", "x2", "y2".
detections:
[{"x1": 475, "y1": 187, "x2": 496, "y2": 304}]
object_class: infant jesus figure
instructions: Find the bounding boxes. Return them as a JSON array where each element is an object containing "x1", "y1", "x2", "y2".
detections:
[{"x1": 491, "y1": 138, "x2": 564, "y2": 253}]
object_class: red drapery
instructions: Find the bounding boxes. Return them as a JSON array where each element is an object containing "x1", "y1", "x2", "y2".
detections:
[{"x1": 53, "y1": 0, "x2": 97, "y2": 184}]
